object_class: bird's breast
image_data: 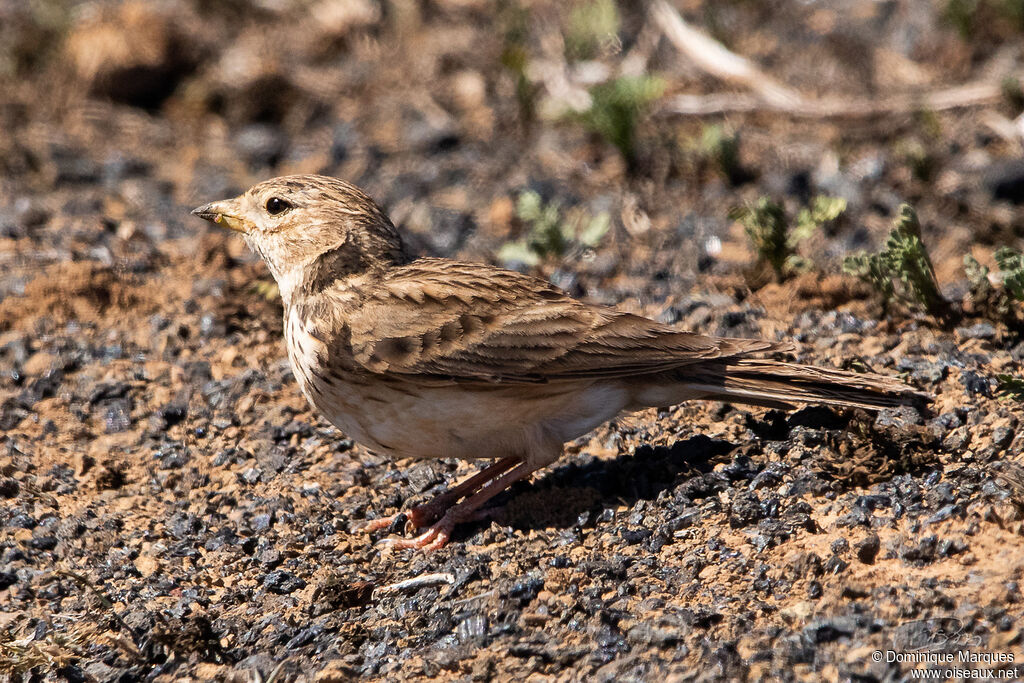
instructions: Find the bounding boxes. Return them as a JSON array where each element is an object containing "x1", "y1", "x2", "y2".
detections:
[{"x1": 282, "y1": 307, "x2": 630, "y2": 463}]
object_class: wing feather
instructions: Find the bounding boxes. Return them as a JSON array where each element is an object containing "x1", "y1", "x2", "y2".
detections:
[{"x1": 339, "y1": 259, "x2": 779, "y2": 383}]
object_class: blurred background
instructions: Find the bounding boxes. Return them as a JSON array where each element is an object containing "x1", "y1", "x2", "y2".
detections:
[
  {"x1": 4, "y1": 3, "x2": 1024, "y2": 680},
  {"x1": 1, "y1": 0, "x2": 1022, "y2": 313}
]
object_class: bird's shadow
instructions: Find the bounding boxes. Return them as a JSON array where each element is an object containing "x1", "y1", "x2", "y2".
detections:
[{"x1": 476, "y1": 433, "x2": 744, "y2": 536}]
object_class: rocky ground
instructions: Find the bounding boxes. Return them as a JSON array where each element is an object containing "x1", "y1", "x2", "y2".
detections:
[{"x1": 2, "y1": 0, "x2": 1024, "y2": 681}]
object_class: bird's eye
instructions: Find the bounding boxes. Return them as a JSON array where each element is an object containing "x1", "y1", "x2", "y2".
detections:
[{"x1": 265, "y1": 197, "x2": 291, "y2": 215}]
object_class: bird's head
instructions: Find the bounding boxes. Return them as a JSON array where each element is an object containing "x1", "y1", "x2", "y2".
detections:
[{"x1": 191, "y1": 174, "x2": 406, "y2": 303}]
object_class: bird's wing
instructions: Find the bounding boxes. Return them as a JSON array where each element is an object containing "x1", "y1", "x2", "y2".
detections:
[{"x1": 336, "y1": 259, "x2": 779, "y2": 384}]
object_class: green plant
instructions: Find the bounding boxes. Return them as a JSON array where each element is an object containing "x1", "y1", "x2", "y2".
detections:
[
  {"x1": 1001, "y1": 75, "x2": 1024, "y2": 111},
  {"x1": 964, "y1": 251, "x2": 1020, "y2": 322},
  {"x1": 731, "y1": 195, "x2": 846, "y2": 282},
  {"x1": 995, "y1": 246, "x2": 1024, "y2": 301},
  {"x1": 252, "y1": 280, "x2": 280, "y2": 301},
  {"x1": 943, "y1": 0, "x2": 1024, "y2": 40},
  {"x1": 996, "y1": 374, "x2": 1024, "y2": 401},
  {"x1": 498, "y1": 190, "x2": 611, "y2": 266},
  {"x1": 565, "y1": 0, "x2": 620, "y2": 60},
  {"x1": 895, "y1": 138, "x2": 938, "y2": 182},
  {"x1": 499, "y1": 0, "x2": 538, "y2": 126},
  {"x1": 843, "y1": 205, "x2": 947, "y2": 316},
  {"x1": 699, "y1": 124, "x2": 743, "y2": 184},
  {"x1": 579, "y1": 75, "x2": 664, "y2": 167}
]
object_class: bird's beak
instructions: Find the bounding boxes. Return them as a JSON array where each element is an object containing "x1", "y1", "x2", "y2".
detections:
[{"x1": 190, "y1": 199, "x2": 249, "y2": 233}]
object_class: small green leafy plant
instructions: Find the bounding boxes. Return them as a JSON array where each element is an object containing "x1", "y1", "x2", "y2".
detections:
[
  {"x1": 995, "y1": 246, "x2": 1024, "y2": 301},
  {"x1": 966, "y1": 246, "x2": 1024, "y2": 324},
  {"x1": 498, "y1": 190, "x2": 611, "y2": 267},
  {"x1": 943, "y1": 0, "x2": 1024, "y2": 41},
  {"x1": 252, "y1": 280, "x2": 280, "y2": 301},
  {"x1": 565, "y1": 0, "x2": 620, "y2": 60},
  {"x1": 579, "y1": 75, "x2": 664, "y2": 167},
  {"x1": 996, "y1": 374, "x2": 1024, "y2": 402},
  {"x1": 699, "y1": 124, "x2": 744, "y2": 184},
  {"x1": 731, "y1": 195, "x2": 846, "y2": 282},
  {"x1": 499, "y1": 0, "x2": 538, "y2": 127},
  {"x1": 843, "y1": 204, "x2": 947, "y2": 316}
]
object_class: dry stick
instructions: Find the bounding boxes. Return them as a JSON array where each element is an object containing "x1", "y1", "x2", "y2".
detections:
[
  {"x1": 650, "y1": 0, "x2": 805, "y2": 110},
  {"x1": 650, "y1": 0, "x2": 1018, "y2": 119},
  {"x1": 371, "y1": 572, "x2": 456, "y2": 600}
]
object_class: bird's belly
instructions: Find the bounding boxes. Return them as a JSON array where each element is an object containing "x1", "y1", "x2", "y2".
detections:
[
  {"x1": 284, "y1": 310, "x2": 630, "y2": 461},
  {"x1": 310, "y1": 378, "x2": 629, "y2": 462}
]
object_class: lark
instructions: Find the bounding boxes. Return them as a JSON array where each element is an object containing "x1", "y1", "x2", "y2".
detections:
[{"x1": 192, "y1": 174, "x2": 923, "y2": 551}]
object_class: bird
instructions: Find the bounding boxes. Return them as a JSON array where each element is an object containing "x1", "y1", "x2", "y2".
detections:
[{"x1": 191, "y1": 174, "x2": 925, "y2": 552}]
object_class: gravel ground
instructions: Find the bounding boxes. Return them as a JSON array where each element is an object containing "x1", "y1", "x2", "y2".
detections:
[{"x1": 2, "y1": 1, "x2": 1024, "y2": 681}]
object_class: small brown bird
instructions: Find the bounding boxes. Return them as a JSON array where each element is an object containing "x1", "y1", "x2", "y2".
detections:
[{"x1": 192, "y1": 174, "x2": 922, "y2": 551}]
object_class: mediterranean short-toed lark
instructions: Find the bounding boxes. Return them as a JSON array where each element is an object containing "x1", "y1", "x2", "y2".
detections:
[{"x1": 192, "y1": 174, "x2": 923, "y2": 551}]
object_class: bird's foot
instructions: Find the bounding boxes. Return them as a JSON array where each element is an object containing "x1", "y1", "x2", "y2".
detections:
[
  {"x1": 357, "y1": 457, "x2": 522, "y2": 537},
  {"x1": 372, "y1": 460, "x2": 535, "y2": 553},
  {"x1": 375, "y1": 515, "x2": 455, "y2": 553},
  {"x1": 356, "y1": 503, "x2": 443, "y2": 535}
]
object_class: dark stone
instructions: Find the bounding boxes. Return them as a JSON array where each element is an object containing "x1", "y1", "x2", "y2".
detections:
[
  {"x1": 285, "y1": 625, "x2": 323, "y2": 650},
  {"x1": 925, "y1": 504, "x2": 960, "y2": 525},
  {"x1": 257, "y1": 547, "x2": 281, "y2": 568},
  {"x1": 824, "y1": 555, "x2": 849, "y2": 574},
  {"x1": 955, "y1": 322, "x2": 997, "y2": 340},
  {"x1": 626, "y1": 619, "x2": 684, "y2": 647},
  {"x1": 875, "y1": 405, "x2": 923, "y2": 429},
  {"x1": 509, "y1": 574, "x2": 544, "y2": 601},
  {"x1": 836, "y1": 508, "x2": 869, "y2": 528},
  {"x1": 103, "y1": 399, "x2": 132, "y2": 433},
  {"x1": 234, "y1": 124, "x2": 286, "y2": 168},
  {"x1": 251, "y1": 513, "x2": 273, "y2": 532},
  {"x1": 728, "y1": 491, "x2": 764, "y2": 528},
  {"x1": 938, "y1": 538, "x2": 968, "y2": 557},
  {"x1": 855, "y1": 534, "x2": 880, "y2": 564},
  {"x1": 264, "y1": 570, "x2": 306, "y2": 594},
  {"x1": 982, "y1": 158, "x2": 1024, "y2": 204},
  {"x1": 87, "y1": 381, "x2": 130, "y2": 405},
  {"x1": 942, "y1": 426, "x2": 971, "y2": 452},
  {"x1": 29, "y1": 535, "x2": 57, "y2": 550},
  {"x1": 621, "y1": 528, "x2": 652, "y2": 545},
  {"x1": 960, "y1": 371, "x2": 993, "y2": 397},
  {"x1": 803, "y1": 618, "x2": 855, "y2": 644},
  {"x1": 0, "y1": 478, "x2": 19, "y2": 498},
  {"x1": 9, "y1": 513, "x2": 36, "y2": 529},
  {"x1": 901, "y1": 535, "x2": 938, "y2": 563},
  {"x1": 992, "y1": 427, "x2": 1015, "y2": 450},
  {"x1": 897, "y1": 357, "x2": 948, "y2": 384},
  {"x1": 0, "y1": 571, "x2": 17, "y2": 590}
]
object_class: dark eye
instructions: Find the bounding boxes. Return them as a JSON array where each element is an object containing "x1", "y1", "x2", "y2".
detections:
[{"x1": 265, "y1": 197, "x2": 290, "y2": 215}]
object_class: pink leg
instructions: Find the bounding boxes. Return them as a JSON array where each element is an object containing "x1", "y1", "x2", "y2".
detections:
[
  {"x1": 377, "y1": 460, "x2": 538, "y2": 552},
  {"x1": 358, "y1": 457, "x2": 521, "y2": 533}
]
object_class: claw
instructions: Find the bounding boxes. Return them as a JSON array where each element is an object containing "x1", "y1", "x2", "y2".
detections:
[
  {"x1": 361, "y1": 458, "x2": 535, "y2": 554},
  {"x1": 376, "y1": 516, "x2": 454, "y2": 552},
  {"x1": 357, "y1": 514, "x2": 406, "y2": 534}
]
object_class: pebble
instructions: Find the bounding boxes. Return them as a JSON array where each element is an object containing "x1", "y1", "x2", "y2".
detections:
[
  {"x1": 264, "y1": 571, "x2": 306, "y2": 594},
  {"x1": 855, "y1": 534, "x2": 880, "y2": 564}
]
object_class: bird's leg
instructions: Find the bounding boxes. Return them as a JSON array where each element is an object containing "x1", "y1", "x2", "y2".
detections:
[
  {"x1": 377, "y1": 459, "x2": 537, "y2": 552},
  {"x1": 358, "y1": 456, "x2": 521, "y2": 533}
]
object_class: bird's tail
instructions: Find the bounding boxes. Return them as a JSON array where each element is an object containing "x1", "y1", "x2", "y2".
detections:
[{"x1": 679, "y1": 358, "x2": 928, "y2": 411}]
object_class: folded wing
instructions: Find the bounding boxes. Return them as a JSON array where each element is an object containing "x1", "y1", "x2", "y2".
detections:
[{"x1": 341, "y1": 259, "x2": 780, "y2": 384}]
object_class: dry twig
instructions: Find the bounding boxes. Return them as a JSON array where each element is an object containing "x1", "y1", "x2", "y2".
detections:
[{"x1": 651, "y1": 0, "x2": 1020, "y2": 119}]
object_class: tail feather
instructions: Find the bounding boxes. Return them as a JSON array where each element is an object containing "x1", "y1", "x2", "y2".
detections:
[{"x1": 682, "y1": 358, "x2": 929, "y2": 411}]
